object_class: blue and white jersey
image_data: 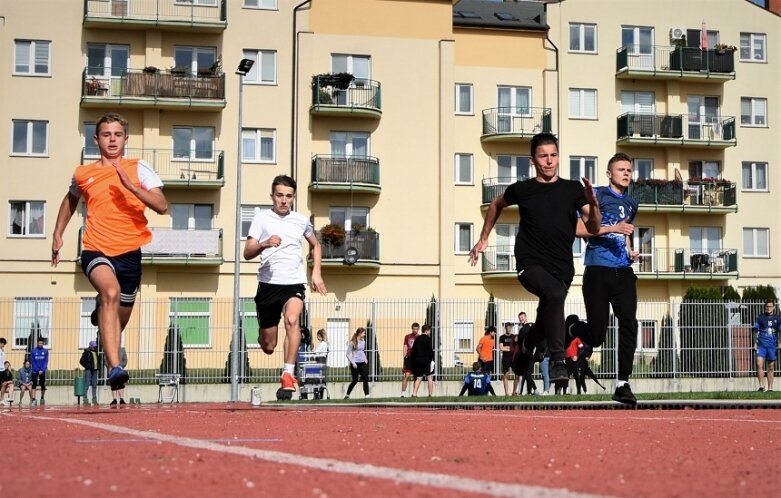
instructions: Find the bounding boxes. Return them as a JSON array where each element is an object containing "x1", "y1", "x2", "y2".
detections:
[
  {"x1": 464, "y1": 371, "x2": 491, "y2": 395},
  {"x1": 754, "y1": 313, "x2": 780, "y2": 346},
  {"x1": 583, "y1": 186, "x2": 638, "y2": 268}
]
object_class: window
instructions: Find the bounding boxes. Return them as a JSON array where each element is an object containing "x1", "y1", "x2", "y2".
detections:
[
  {"x1": 495, "y1": 224, "x2": 517, "y2": 270},
  {"x1": 572, "y1": 237, "x2": 585, "y2": 256},
  {"x1": 455, "y1": 84, "x2": 473, "y2": 114},
  {"x1": 633, "y1": 158, "x2": 653, "y2": 180},
  {"x1": 83, "y1": 123, "x2": 99, "y2": 158},
  {"x1": 241, "y1": 128, "x2": 275, "y2": 162},
  {"x1": 173, "y1": 126, "x2": 214, "y2": 160},
  {"x1": 332, "y1": 54, "x2": 371, "y2": 80},
  {"x1": 743, "y1": 228, "x2": 769, "y2": 257},
  {"x1": 455, "y1": 223, "x2": 472, "y2": 253},
  {"x1": 330, "y1": 131, "x2": 368, "y2": 157},
  {"x1": 632, "y1": 227, "x2": 654, "y2": 273},
  {"x1": 244, "y1": 0, "x2": 277, "y2": 8},
  {"x1": 740, "y1": 33, "x2": 766, "y2": 62},
  {"x1": 496, "y1": 86, "x2": 532, "y2": 132},
  {"x1": 169, "y1": 298, "x2": 211, "y2": 347},
  {"x1": 239, "y1": 298, "x2": 260, "y2": 347},
  {"x1": 686, "y1": 29, "x2": 719, "y2": 49},
  {"x1": 178, "y1": 0, "x2": 217, "y2": 5},
  {"x1": 687, "y1": 95, "x2": 720, "y2": 140},
  {"x1": 14, "y1": 40, "x2": 51, "y2": 75},
  {"x1": 569, "y1": 23, "x2": 596, "y2": 53},
  {"x1": 742, "y1": 162, "x2": 768, "y2": 191},
  {"x1": 240, "y1": 204, "x2": 270, "y2": 238},
  {"x1": 570, "y1": 156, "x2": 597, "y2": 183},
  {"x1": 9, "y1": 201, "x2": 45, "y2": 237},
  {"x1": 454, "y1": 321, "x2": 474, "y2": 353},
  {"x1": 637, "y1": 320, "x2": 657, "y2": 351},
  {"x1": 569, "y1": 89, "x2": 597, "y2": 119},
  {"x1": 171, "y1": 204, "x2": 213, "y2": 230},
  {"x1": 86, "y1": 43, "x2": 129, "y2": 78},
  {"x1": 621, "y1": 26, "x2": 653, "y2": 67},
  {"x1": 12, "y1": 120, "x2": 48, "y2": 156},
  {"x1": 689, "y1": 226, "x2": 722, "y2": 254},
  {"x1": 329, "y1": 207, "x2": 368, "y2": 233},
  {"x1": 455, "y1": 154, "x2": 473, "y2": 185},
  {"x1": 13, "y1": 298, "x2": 51, "y2": 349},
  {"x1": 242, "y1": 49, "x2": 276, "y2": 84},
  {"x1": 80, "y1": 298, "x2": 98, "y2": 349},
  {"x1": 741, "y1": 97, "x2": 767, "y2": 126},
  {"x1": 174, "y1": 46, "x2": 216, "y2": 74},
  {"x1": 497, "y1": 155, "x2": 532, "y2": 184},
  {"x1": 688, "y1": 160, "x2": 721, "y2": 180}
]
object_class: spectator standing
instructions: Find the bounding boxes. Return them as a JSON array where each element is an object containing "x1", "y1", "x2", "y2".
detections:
[
  {"x1": 345, "y1": 328, "x2": 370, "y2": 399},
  {"x1": 17, "y1": 360, "x2": 34, "y2": 405},
  {"x1": 1, "y1": 361, "x2": 14, "y2": 406},
  {"x1": 754, "y1": 300, "x2": 780, "y2": 392},
  {"x1": 314, "y1": 329, "x2": 329, "y2": 361},
  {"x1": 459, "y1": 362, "x2": 496, "y2": 396},
  {"x1": 476, "y1": 327, "x2": 496, "y2": 375},
  {"x1": 499, "y1": 322, "x2": 515, "y2": 395},
  {"x1": 411, "y1": 325, "x2": 435, "y2": 397},
  {"x1": 0, "y1": 338, "x2": 7, "y2": 399},
  {"x1": 80, "y1": 341, "x2": 100, "y2": 405},
  {"x1": 30, "y1": 339, "x2": 49, "y2": 406},
  {"x1": 401, "y1": 322, "x2": 419, "y2": 397}
]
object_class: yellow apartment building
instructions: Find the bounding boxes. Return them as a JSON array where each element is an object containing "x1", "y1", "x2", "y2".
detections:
[{"x1": 0, "y1": 0, "x2": 778, "y2": 377}]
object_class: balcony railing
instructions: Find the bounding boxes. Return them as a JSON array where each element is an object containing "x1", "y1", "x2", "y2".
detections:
[
  {"x1": 628, "y1": 180, "x2": 737, "y2": 212},
  {"x1": 82, "y1": 68, "x2": 226, "y2": 107},
  {"x1": 481, "y1": 245, "x2": 515, "y2": 273},
  {"x1": 633, "y1": 248, "x2": 738, "y2": 278},
  {"x1": 81, "y1": 148, "x2": 224, "y2": 188},
  {"x1": 78, "y1": 227, "x2": 223, "y2": 265},
  {"x1": 84, "y1": 0, "x2": 227, "y2": 31},
  {"x1": 481, "y1": 177, "x2": 524, "y2": 204},
  {"x1": 310, "y1": 77, "x2": 382, "y2": 117},
  {"x1": 616, "y1": 113, "x2": 736, "y2": 147},
  {"x1": 616, "y1": 44, "x2": 735, "y2": 80},
  {"x1": 315, "y1": 231, "x2": 380, "y2": 265},
  {"x1": 481, "y1": 107, "x2": 552, "y2": 140},
  {"x1": 310, "y1": 155, "x2": 380, "y2": 193}
]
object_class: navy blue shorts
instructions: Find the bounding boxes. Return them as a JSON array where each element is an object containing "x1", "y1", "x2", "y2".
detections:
[
  {"x1": 254, "y1": 283, "x2": 305, "y2": 329},
  {"x1": 80, "y1": 249, "x2": 142, "y2": 307}
]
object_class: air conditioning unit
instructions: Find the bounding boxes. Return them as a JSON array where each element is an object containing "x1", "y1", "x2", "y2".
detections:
[{"x1": 670, "y1": 27, "x2": 686, "y2": 41}]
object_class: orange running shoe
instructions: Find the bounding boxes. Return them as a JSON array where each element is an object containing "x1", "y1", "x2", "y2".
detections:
[{"x1": 281, "y1": 372, "x2": 298, "y2": 391}]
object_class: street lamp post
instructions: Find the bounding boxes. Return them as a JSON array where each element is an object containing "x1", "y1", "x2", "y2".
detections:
[{"x1": 231, "y1": 58, "x2": 255, "y2": 402}]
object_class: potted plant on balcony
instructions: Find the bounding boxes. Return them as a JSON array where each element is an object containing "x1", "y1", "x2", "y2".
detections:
[
  {"x1": 709, "y1": 43, "x2": 736, "y2": 72},
  {"x1": 630, "y1": 178, "x2": 683, "y2": 205},
  {"x1": 320, "y1": 223, "x2": 346, "y2": 247},
  {"x1": 85, "y1": 76, "x2": 106, "y2": 96},
  {"x1": 143, "y1": 66, "x2": 160, "y2": 74}
]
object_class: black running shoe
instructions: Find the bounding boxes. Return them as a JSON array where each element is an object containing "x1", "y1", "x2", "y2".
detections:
[
  {"x1": 108, "y1": 366, "x2": 129, "y2": 391},
  {"x1": 119, "y1": 398, "x2": 127, "y2": 407},
  {"x1": 758, "y1": 387, "x2": 765, "y2": 392},
  {"x1": 549, "y1": 360, "x2": 568, "y2": 382},
  {"x1": 612, "y1": 384, "x2": 637, "y2": 406},
  {"x1": 109, "y1": 399, "x2": 118, "y2": 408}
]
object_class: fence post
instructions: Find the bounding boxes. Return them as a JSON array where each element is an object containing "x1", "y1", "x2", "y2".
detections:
[
  {"x1": 371, "y1": 299, "x2": 376, "y2": 381},
  {"x1": 671, "y1": 300, "x2": 678, "y2": 383}
]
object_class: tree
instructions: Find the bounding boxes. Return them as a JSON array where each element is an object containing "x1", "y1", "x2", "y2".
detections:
[
  {"x1": 24, "y1": 320, "x2": 42, "y2": 362},
  {"x1": 679, "y1": 286, "x2": 730, "y2": 377},
  {"x1": 484, "y1": 293, "x2": 498, "y2": 367},
  {"x1": 424, "y1": 295, "x2": 441, "y2": 375},
  {"x1": 365, "y1": 319, "x2": 382, "y2": 381},
  {"x1": 160, "y1": 324, "x2": 187, "y2": 384},
  {"x1": 741, "y1": 285, "x2": 778, "y2": 325},
  {"x1": 653, "y1": 314, "x2": 676, "y2": 377},
  {"x1": 225, "y1": 318, "x2": 251, "y2": 383}
]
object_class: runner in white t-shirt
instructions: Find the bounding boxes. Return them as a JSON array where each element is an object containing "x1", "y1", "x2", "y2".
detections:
[{"x1": 244, "y1": 175, "x2": 327, "y2": 395}]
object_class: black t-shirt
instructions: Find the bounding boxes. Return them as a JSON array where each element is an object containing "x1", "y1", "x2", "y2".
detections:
[
  {"x1": 499, "y1": 333, "x2": 513, "y2": 357},
  {"x1": 503, "y1": 178, "x2": 587, "y2": 284}
]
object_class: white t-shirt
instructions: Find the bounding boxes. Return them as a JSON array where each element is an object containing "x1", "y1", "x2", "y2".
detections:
[
  {"x1": 69, "y1": 159, "x2": 163, "y2": 197},
  {"x1": 247, "y1": 209, "x2": 313, "y2": 285}
]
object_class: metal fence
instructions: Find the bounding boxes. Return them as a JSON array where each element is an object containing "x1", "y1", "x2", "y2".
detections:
[{"x1": 0, "y1": 297, "x2": 773, "y2": 387}]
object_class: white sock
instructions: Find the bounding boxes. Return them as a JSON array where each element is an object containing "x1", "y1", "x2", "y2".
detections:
[{"x1": 283, "y1": 363, "x2": 295, "y2": 375}]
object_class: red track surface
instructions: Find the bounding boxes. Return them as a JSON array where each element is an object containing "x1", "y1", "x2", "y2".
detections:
[{"x1": 2, "y1": 403, "x2": 779, "y2": 498}]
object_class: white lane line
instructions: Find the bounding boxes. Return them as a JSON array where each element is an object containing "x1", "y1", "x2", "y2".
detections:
[{"x1": 32, "y1": 415, "x2": 608, "y2": 498}]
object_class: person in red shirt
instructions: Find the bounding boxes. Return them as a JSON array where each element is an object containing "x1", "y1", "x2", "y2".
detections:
[
  {"x1": 401, "y1": 322, "x2": 419, "y2": 397},
  {"x1": 52, "y1": 113, "x2": 168, "y2": 393}
]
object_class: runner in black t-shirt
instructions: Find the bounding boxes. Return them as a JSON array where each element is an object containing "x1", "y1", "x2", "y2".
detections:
[{"x1": 468, "y1": 133, "x2": 601, "y2": 384}]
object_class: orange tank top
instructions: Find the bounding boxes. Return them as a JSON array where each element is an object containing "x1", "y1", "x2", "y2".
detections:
[{"x1": 74, "y1": 158, "x2": 152, "y2": 256}]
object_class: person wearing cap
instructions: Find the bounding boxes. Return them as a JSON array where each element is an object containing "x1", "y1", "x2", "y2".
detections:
[{"x1": 79, "y1": 340, "x2": 101, "y2": 405}]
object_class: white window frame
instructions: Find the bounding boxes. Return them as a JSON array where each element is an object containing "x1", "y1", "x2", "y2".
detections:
[
  {"x1": 329, "y1": 207, "x2": 368, "y2": 233},
  {"x1": 569, "y1": 23, "x2": 597, "y2": 53},
  {"x1": 8, "y1": 200, "x2": 45, "y2": 238},
  {"x1": 79, "y1": 298, "x2": 99, "y2": 349},
  {"x1": 496, "y1": 155, "x2": 533, "y2": 183},
  {"x1": 743, "y1": 228, "x2": 769, "y2": 258},
  {"x1": 739, "y1": 33, "x2": 766, "y2": 62},
  {"x1": 174, "y1": 46, "x2": 217, "y2": 74},
  {"x1": 242, "y1": 49, "x2": 276, "y2": 84},
  {"x1": 495, "y1": 224, "x2": 517, "y2": 270},
  {"x1": 455, "y1": 153, "x2": 473, "y2": 185},
  {"x1": 688, "y1": 160, "x2": 721, "y2": 180},
  {"x1": 83, "y1": 122, "x2": 99, "y2": 158},
  {"x1": 572, "y1": 237, "x2": 585, "y2": 257},
  {"x1": 455, "y1": 83, "x2": 473, "y2": 115},
  {"x1": 169, "y1": 298, "x2": 212, "y2": 348},
  {"x1": 11, "y1": 119, "x2": 49, "y2": 156},
  {"x1": 454, "y1": 223, "x2": 473, "y2": 254},
  {"x1": 569, "y1": 88, "x2": 597, "y2": 119},
  {"x1": 689, "y1": 226, "x2": 722, "y2": 254},
  {"x1": 13, "y1": 298, "x2": 51, "y2": 350},
  {"x1": 632, "y1": 226, "x2": 655, "y2": 273},
  {"x1": 173, "y1": 126, "x2": 215, "y2": 161},
  {"x1": 741, "y1": 161, "x2": 768, "y2": 192},
  {"x1": 636, "y1": 319, "x2": 658, "y2": 352},
  {"x1": 633, "y1": 158, "x2": 653, "y2": 180},
  {"x1": 243, "y1": 0, "x2": 278, "y2": 9},
  {"x1": 454, "y1": 321, "x2": 474, "y2": 353},
  {"x1": 240, "y1": 204, "x2": 270, "y2": 239},
  {"x1": 570, "y1": 156, "x2": 598, "y2": 184},
  {"x1": 241, "y1": 128, "x2": 276, "y2": 163},
  {"x1": 177, "y1": 0, "x2": 218, "y2": 5},
  {"x1": 741, "y1": 97, "x2": 767, "y2": 127},
  {"x1": 171, "y1": 203, "x2": 213, "y2": 230},
  {"x1": 331, "y1": 54, "x2": 371, "y2": 80},
  {"x1": 13, "y1": 39, "x2": 51, "y2": 76},
  {"x1": 330, "y1": 131, "x2": 369, "y2": 158}
]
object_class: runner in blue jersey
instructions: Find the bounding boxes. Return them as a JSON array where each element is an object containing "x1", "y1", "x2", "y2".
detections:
[
  {"x1": 754, "y1": 300, "x2": 780, "y2": 392},
  {"x1": 576, "y1": 152, "x2": 640, "y2": 405},
  {"x1": 459, "y1": 362, "x2": 496, "y2": 396}
]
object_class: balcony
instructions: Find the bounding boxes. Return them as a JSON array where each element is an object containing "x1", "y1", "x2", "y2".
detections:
[
  {"x1": 480, "y1": 245, "x2": 515, "y2": 279},
  {"x1": 633, "y1": 248, "x2": 739, "y2": 280},
  {"x1": 310, "y1": 77, "x2": 382, "y2": 119},
  {"x1": 314, "y1": 231, "x2": 380, "y2": 268},
  {"x1": 81, "y1": 148, "x2": 224, "y2": 189},
  {"x1": 616, "y1": 45, "x2": 735, "y2": 82},
  {"x1": 309, "y1": 155, "x2": 380, "y2": 194},
  {"x1": 81, "y1": 68, "x2": 226, "y2": 111},
  {"x1": 83, "y1": 0, "x2": 227, "y2": 32},
  {"x1": 78, "y1": 227, "x2": 223, "y2": 265},
  {"x1": 628, "y1": 180, "x2": 737, "y2": 214},
  {"x1": 481, "y1": 178, "x2": 520, "y2": 205},
  {"x1": 481, "y1": 107, "x2": 552, "y2": 143},
  {"x1": 616, "y1": 113, "x2": 736, "y2": 148}
]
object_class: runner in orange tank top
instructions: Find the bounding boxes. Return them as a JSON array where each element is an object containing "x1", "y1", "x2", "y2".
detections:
[{"x1": 51, "y1": 113, "x2": 168, "y2": 395}]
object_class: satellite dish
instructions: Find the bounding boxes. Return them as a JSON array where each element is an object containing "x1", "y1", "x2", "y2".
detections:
[{"x1": 344, "y1": 247, "x2": 359, "y2": 265}]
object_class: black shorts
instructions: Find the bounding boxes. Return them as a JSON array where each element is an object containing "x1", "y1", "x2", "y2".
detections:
[
  {"x1": 501, "y1": 354, "x2": 514, "y2": 374},
  {"x1": 412, "y1": 361, "x2": 433, "y2": 379},
  {"x1": 403, "y1": 357, "x2": 414, "y2": 375},
  {"x1": 254, "y1": 283, "x2": 306, "y2": 329},
  {"x1": 32, "y1": 371, "x2": 46, "y2": 389},
  {"x1": 81, "y1": 249, "x2": 142, "y2": 307}
]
